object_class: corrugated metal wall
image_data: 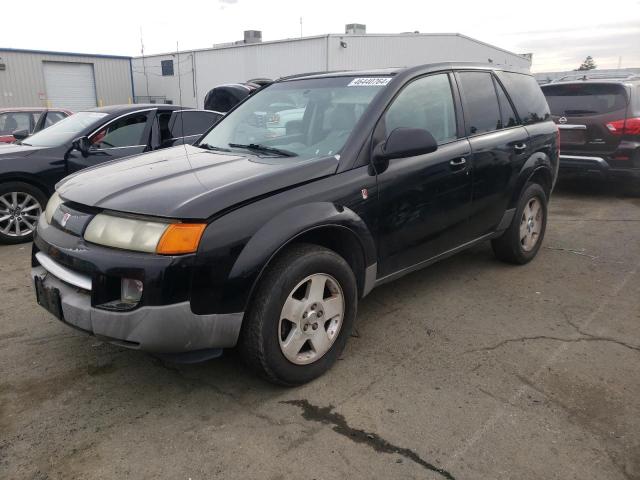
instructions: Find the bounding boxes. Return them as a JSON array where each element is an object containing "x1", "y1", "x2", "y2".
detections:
[
  {"x1": 327, "y1": 34, "x2": 531, "y2": 71},
  {"x1": 132, "y1": 33, "x2": 532, "y2": 109},
  {"x1": 0, "y1": 49, "x2": 133, "y2": 109}
]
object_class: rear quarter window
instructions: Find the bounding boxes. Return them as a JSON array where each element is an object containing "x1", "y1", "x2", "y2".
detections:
[
  {"x1": 541, "y1": 83, "x2": 629, "y2": 116},
  {"x1": 498, "y1": 72, "x2": 551, "y2": 125}
]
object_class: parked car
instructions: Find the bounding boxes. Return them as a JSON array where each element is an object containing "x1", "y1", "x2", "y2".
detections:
[
  {"x1": 541, "y1": 76, "x2": 640, "y2": 180},
  {"x1": 32, "y1": 63, "x2": 558, "y2": 385},
  {"x1": 203, "y1": 79, "x2": 272, "y2": 113},
  {"x1": 0, "y1": 108, "x2": 72, "y2": 143},
  {"x1": 0, "y1": 105, "x2": 220, "y2": 244}
]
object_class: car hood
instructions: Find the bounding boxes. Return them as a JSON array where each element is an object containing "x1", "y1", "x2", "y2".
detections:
[
  {"x1": 57, "y1": 145, "x2": 339, "y2": 219},
  {"x1": 0, "y1": 143, "x2": 45, "y2": 157}
]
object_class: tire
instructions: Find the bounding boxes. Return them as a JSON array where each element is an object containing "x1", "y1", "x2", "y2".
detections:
[
  {"x1": 0, "y1": 182, "x2": 47, "y2": 245},
  {"x1": 238, "y1": 243, "x2": 358, "y2": 386},
  {"x1": 491, "y1": 182, "x2": 548, "y2": 265}
]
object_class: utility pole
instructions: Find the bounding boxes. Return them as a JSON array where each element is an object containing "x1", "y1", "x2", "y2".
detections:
[
  {"x1": 176, "y1": 41, "x2": 183, "y2": 107},
  {"x1": 300, "y1": 17, "x2": 303, "y2": 38},
  {"x1": 140, "y1": 27, "x2": 150, "y2": 99}
]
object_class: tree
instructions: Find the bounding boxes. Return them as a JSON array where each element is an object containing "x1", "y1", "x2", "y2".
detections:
[{"x1": 577, "y1": 56, "x2": 597, "y2": 71}]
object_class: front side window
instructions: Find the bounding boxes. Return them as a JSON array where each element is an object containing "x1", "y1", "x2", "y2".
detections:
[
  {"x1": 384, "y1": 73, "x2": 457, "y2": 144},
  {"x1": 0, "y1": 112, "x2": 32, "y2": 135},
  {"x1": 90, "y1": 114, "x2": 148, "y2": 149},
  {"x1": 19, "y1": 111, "x2": 108, "y2": 147},
  {"x1": 457, "y1": 71, "x2": 502, "y2": 135},
  {"x1": 198, "y1": 76, "x2": 390, "y2": 160}
]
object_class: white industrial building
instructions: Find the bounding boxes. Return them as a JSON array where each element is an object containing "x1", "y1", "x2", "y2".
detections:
[
  {"x1": 0, "y1": 48, "x2": 133, "y2": 110},
  {"x1": 132, "y1": 25, "x2": 532, "y2": 108}
]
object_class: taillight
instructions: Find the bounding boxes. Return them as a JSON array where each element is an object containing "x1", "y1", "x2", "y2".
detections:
[{"x1": 606, "y1": 117, "x2": 640, "y2": 136}]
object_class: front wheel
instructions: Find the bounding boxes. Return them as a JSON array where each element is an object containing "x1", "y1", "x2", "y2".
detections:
[
  {"x1": 238, "y1": 243, "x2": 357, "y2": 386},
  {"x1": 0, "y1": 182, "x2": 46, "y2": 245},
  {"x1": 492, "y1": 182, "x2": 548, "y2": 264}
]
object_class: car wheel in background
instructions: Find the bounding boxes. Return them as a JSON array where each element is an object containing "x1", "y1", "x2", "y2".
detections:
[
  {"x1": 492, "y1": 182, "x2": 548, "y2": 265},
  {"x1": 0, "y1": 182, "x2": 46, "y2": 244},
  {"x1": 238, "y1": 243, "x2": 358, "y2": 386}
]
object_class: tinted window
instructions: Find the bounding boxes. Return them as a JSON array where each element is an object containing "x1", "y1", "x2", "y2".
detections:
[
  {"x1": 91, "y1": 114, "x2": 148, "y2": 149},
  {"x1": 499, "y1": 72, "x2": 550, "y2": 124},
  {"x1": 161, "y1": 60, "x2": 174, "y2": 76},
  {"x1": 385, "y1": 74, "x2": 457, "y2": 143},
  {"x1": 541, "y1": 83, "x2": 628, "y2": 116},
  {"x1": 0, "y1": 112, "x2": 32, "y2": 135},
  {"x1": 457, "y1": 72, "x2": 501, "y2": 135},
  {"x1": 495, "y1": 81, "x2": 518, "y2": 128},
  {"x1": 44, "y1": 111, "x2": 67, "y2": 128},
  {"x1": 172, "y1": 111, "x2": 221, "y2": 137}
]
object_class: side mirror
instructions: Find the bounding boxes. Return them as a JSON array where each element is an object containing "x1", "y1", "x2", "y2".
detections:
[
  {"x1": 71, "y1": 136, "x2": 91, "y2": 157},
  {"x1": 12, "y1": 129, "x2": 29, "y2": 141},
  {"x1": 375, "y1": 127, "x2": 438, "y2": 162}
]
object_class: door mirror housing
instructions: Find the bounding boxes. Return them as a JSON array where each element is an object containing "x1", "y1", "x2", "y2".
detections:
[
  {"x1": 375, "y1": 127, "x2": 438, "y2": 161},
  {"x1": 12, "y1": 129, "x2": 29, "y2": 141},
  {"x1": 71, "y1": 136, "x2": 91, "y2": 157}
]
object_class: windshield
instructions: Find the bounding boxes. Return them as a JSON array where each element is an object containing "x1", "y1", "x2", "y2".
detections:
[
  {"x1": 23, "y1": 111, "x2": 108, "y2": 147},
  {"x1": 542, "y1": 83, "x2": 629, "y2": 116},
  {"x1": 198, "y1": 76, "x2": 391, "y2": 160}
]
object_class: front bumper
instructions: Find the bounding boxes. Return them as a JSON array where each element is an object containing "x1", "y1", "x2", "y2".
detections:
[{"x1": 32, "y1": 217, "x2": 244, "y2": 353}]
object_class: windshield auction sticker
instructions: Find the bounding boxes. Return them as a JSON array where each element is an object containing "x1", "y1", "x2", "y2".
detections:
[{"x1": 348, "y1": 77, "x2": 392, "y2": 87}]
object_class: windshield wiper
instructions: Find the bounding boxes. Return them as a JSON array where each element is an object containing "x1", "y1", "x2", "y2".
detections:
[
  {"x1": 228, "y1": 143, "x2": 297, "y2": 157},
  {"x1": 197, "y1": 143, "x2": 231, "y2": 152}
]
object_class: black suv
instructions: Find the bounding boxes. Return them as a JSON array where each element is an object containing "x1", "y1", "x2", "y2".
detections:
[
  {"x1": 32, "y1": 63, "x2": 558, "y2": 385},
  {"x1": 0, "y1": 105, "x2": 221, "y2": 244},
  {"x1": 541, "y1": 76, "x2": 640, "y2": 180}
]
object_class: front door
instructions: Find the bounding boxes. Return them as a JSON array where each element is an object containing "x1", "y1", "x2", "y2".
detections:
[
  {"x1": 375, "y1": 73, "x2": 473, "y2": 278},
  {"x1": 67, "y1": 111, "x2": 153, "y2": 174}
]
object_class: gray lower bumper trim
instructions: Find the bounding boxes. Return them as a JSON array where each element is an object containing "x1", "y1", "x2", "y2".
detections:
[{"x1": 32, "y1": 266, "x2": 243, "y2": 353}]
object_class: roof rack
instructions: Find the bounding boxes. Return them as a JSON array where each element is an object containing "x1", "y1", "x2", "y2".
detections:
[{"x1": 551, "y1": 72, "x2": 640, "y2": 83}]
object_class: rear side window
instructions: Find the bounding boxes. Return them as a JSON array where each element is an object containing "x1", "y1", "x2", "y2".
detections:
[
  {"x1": 457, "y1": 71, "x2": 501, "y2": 135},
  {"x1": 384, "y1": 73, "x2": 458, "y2": 144},
  {"x1": 495, "y1": 82, "x2": 518, "y2": 128},
  {"x1": 498, "y1": 72, "x2": 550, "y2": 124},
  {"x1": 173, "y1": 111, "x2": 221, "y2": 137},
  {"x1": 541, "y1": 83, "x2": 629, "y2": 116}
]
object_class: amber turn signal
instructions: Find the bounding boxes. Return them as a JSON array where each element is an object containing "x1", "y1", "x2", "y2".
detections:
[{"x1": 156, "y1": 223, "x2": 206, "y2": 255}]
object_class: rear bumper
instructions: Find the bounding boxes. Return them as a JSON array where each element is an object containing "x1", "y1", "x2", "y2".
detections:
[
  {"x1": 559, "y1": 154, "x2": 640, "y2": 179},
  {"x1": 31, "y1": 264, "x2": 243, "y2": 353}
]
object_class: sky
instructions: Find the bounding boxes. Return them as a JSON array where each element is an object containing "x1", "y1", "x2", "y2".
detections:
[{"x1": 1, "y1": 0, "x2": 639, "y2": 73}]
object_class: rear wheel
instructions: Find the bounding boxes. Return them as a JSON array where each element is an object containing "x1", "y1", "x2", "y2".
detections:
[
  {"x1": 238, "y1": 243, "x2": 357, "y2": 386},
  {"x1": 0, "y1": 182, "x2": 46, "y2": 244},
  {"x1": 492, "y1": 182, "x2": 547, "y2": 264}
]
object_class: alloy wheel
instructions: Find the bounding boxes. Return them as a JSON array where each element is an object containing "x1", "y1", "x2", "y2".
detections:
[
  {"x1": 278, "y1": 273, "x2": 345, "y2": 365},
  {"x1": 519, "y1": 197, "x2": 543, "y2": 252},
  {"x1": 0, "y1": 192, "x2": 42, "y2": 238}
]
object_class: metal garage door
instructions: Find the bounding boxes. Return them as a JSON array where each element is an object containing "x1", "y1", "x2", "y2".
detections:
[{"x1": 43, "y1": 62, "x2": 97, "y2": 111}]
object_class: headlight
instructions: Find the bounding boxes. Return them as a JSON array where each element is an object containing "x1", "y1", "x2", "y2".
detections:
[
  {"x1": 44, "y1": 191, "x2": 63, "y2": 224},
  {"x1": 84, "y1": 213, "x2": 206, "y2": 255}
]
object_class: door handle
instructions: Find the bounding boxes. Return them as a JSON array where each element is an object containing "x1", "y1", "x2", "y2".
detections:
[
  {"x1": 449, "y1": 157, "x2": 467, "y2": 168},
  {"x1": 514, "y1": 143, "x2": 527, "y2": 153}
]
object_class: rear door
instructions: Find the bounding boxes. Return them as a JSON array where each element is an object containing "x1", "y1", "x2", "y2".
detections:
[
  {"x1": 455, "y1": 71, "x2": 530, "y2": 237},
  {"x1": 541, "y1": 82, "x2": 630, "y2": 155},
  {"x1": 66, "y1": 111, "x2": 153, "y2": 174}
]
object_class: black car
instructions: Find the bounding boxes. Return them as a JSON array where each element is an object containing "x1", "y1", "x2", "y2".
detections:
[
  {"x1": 541, "y1": 76, "x2": 640, "y2": 180},
  {"x1": 0, "y1": 105, "x2": 221, "y2": 244},
  {"x1": 32, "y1": 63, "x2": 558, "y2": 385}
]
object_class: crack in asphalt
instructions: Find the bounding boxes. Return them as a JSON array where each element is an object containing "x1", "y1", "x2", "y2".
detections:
[
  {"x1": 468, "y1": 335, "x2": 640, "y2": 354},
  {"x1": 282, "y1": 399, "x2": 455, "y2": 480}
]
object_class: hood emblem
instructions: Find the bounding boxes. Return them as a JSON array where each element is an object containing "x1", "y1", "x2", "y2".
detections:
[
  {"x1": 361, "y1": 188, "x2": 369, "y2": 200},
  {"x1": 558, "y1": 116, "x2": 567, "y2": 124},
  {"x1": 60, "y1": 212, "x2": 71, "y2": 227}
]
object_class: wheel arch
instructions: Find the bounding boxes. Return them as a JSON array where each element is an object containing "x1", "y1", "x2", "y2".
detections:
[
  {"x1": 0, "y1": 173, "x2": 53, "y2": 199},
  {"x1": 510, "y1": 152, "x2": 553, "y2": 209}
]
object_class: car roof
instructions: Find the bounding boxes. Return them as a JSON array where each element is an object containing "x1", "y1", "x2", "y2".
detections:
[
  {"x1": 0, "y1": 107, "x2": 73, "y2": 113},
  {"x1": 279, "y1": 62, "x2": 530, "y2": 82},
  {"x1": 81, "y1": 104, "x2": 185, "y2": 115}
]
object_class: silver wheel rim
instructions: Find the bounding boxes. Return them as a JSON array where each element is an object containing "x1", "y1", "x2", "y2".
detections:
[
  {"x1": 520, "y1": 197, "x2": 543, "y2": 252},
  {"x1": 278, "y1": 273, "x2": 345, "y2": 365},
  {"x1": 0, "y1": 192, "x2": 42, "y2": 238}
]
